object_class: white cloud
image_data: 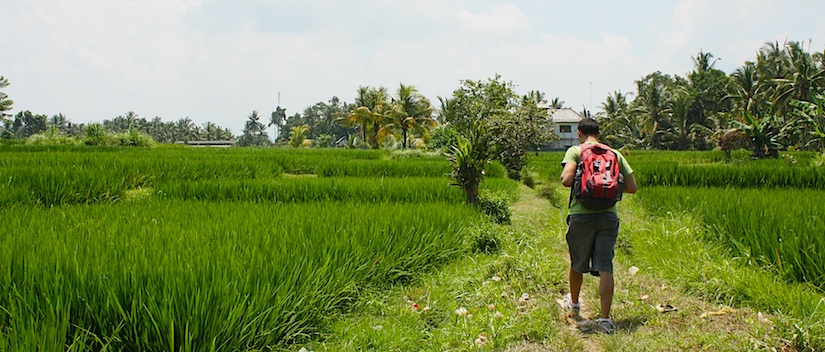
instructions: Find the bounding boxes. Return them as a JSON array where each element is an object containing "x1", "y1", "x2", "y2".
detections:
[
  {"x1": 458, "y1": 3, "x2": 530, "y2": 35},
  {"x1": 3, "y1": 0, "x2": 825, "y2": 134}
]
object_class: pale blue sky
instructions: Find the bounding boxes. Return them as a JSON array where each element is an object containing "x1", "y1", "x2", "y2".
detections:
[{"x1": 2, "y1": 0, "x2": 823, "y2": 134}]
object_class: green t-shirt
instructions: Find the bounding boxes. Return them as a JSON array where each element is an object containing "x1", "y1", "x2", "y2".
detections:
[{"x1": 562, "y1": 143, "x2": 634, "y2": 214}]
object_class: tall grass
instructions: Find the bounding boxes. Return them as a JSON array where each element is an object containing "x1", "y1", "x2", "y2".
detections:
[
  {"x1": 636, "y1": 186, "x2": 825, "y2": 289},
  {"x1": 0, "y1": 200, "x2": 480, "y2": 350},
  {"x1": 157, "y1": 177, "x2": 465, "y2": 203}
]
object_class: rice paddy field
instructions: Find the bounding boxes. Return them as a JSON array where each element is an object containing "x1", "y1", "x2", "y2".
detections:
[
  {"x1": 0, "y1": 146, "x2": 516, "y2": 351},
  {"x1": 4, "y1": 145, "x2": 825, "y2": 350}
]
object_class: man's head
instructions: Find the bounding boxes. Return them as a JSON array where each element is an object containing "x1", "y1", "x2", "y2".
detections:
[{"x1": 577, "y1": 118, "x2": 600, "y2": 139}]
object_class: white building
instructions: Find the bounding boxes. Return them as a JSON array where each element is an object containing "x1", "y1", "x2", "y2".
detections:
[{"x1": 546, "y1": 108, "x2": 585, "y2": 150}]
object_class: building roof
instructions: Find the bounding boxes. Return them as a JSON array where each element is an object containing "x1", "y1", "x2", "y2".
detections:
[{"x1": 548, "y1": 108, "x2": 584, "y2": 123}]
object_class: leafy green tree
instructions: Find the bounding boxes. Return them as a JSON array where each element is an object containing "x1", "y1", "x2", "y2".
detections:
[
  {"x1": 441, "y1": 74, "x2": 516, "y2": 135},
  {"x1": 489, "y1": 93, "x2": 554, "y2": 178},
  {"x1": 302, "y1": 97, "x2": 353, "y2": 143},
  {"x1": 10, "y1": 110, "x2": 48, "y2": 138},
  {"x1": 49, "y1": 114, "x2": 70, "y2": 134},
  {"x1": 441, "y1": 75, "x2": 554, "y2": 180}
]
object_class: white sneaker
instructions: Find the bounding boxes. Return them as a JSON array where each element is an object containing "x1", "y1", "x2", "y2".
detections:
[
  {"x1": 562, "y1": 293, "x2": 581, "y2": 317},
  {"x1": 597, "y1": 318, "x2": 616, "y2": 334}
]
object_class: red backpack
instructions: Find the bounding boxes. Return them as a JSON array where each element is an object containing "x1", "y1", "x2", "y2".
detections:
[{"x1": 571, "y1": 143, "x2": 624, "y2": 210}]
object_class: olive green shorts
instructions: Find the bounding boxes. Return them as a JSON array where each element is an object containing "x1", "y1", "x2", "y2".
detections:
[{"x1": 565, "y1": 212, "x2": 620, "y2": 275}]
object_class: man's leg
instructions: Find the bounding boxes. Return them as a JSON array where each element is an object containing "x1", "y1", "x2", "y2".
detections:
[
  {"x1": 569, "y1": 267, "x2": 583, "y2": 304},
  {"x1": 598, "y1": 271, "x2": 614, "y2": 319}
]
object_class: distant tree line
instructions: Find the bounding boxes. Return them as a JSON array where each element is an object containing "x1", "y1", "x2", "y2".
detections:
[
  {"x1": 3, "y1": 38, "x2": 823, "y2": 159},
  {"x1": 596, "y1": 40, "x2": 825, "y2": 158}
]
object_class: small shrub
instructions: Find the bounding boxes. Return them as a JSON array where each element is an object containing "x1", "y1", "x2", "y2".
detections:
[
  {"x1": 539, "y1": 185, "x2": 563, "y2": 208},
  {"x1": 522, "y1": 174, "x2": 535, "y2": 188},
  {"x1": 466, "y1": 222, "x2": 501, "y2": 254},
  {"x1": 484, "y1": 161, "x2": 507, "y2": 178},
  {"x1": 478, "y1": 190, "x2": 511, "y2": 224},
  {"x1": 114, "y1": 128, "x2": 156, "y2": 147}
]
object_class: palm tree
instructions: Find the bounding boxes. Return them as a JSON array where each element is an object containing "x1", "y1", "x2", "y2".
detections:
[
  {"x1": 773, "y1": 41, "x2": 824, "y2": 116},
  {"x1": 437, "y1": 96, "x2": 459, "y2": 125},
  {"x1": 49, "y1": 114, "x2": 69, "y2": 134},
  {"x1": 288, "y1": 125, "x2": 309, "y2": 147},
  {"x1": 630, "y1": 72, "x2": 672, "y2": 149},
  {"x1": 549, "y1": 97, "x2": 565, "y2": 109},
  {"x1": 599, "y1": 91, "x2": 635, "y2": 147},
  {"x1": 663, "y1": 87, "x2": 695, "y2": 150},
  {"x1": 383, "y1": 84, "x2": 436, "y2": 149},
  {"x1": 175, "y1": 117, "x2": 197, "y2": 142},
  {"x1": 728, "y1": 62, "x2": 764, "y2": 118},
  {"x1": 345, "y1": 86, "x2": 389, "y2": 149}
]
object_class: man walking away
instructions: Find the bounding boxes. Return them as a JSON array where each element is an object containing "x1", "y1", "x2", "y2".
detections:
[{"x1": 559, "y1": 117, "x2": 638, "y2": 334}]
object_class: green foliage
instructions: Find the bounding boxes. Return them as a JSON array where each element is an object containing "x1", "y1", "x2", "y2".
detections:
[
  {"x1": 427, "y1": 124, "x2": 460, "y2": 150},
  {"x1": 439, "y1": 75, "x2": 552, "y2": 178},
  {"x1": 446, "y1": 121, "x2": 492, "y2": 204},
  {"x1": 25, "y1": 126, "x2": 80, "y2": 146},
  {"x1": 83, "y1": 123, "x2": 110, "y2": 145},
  {"x1": 465, "y1": 221, "x2": 501, "y2": 254},
  {"x1": 289, "y1": 124, "x2": 310, "y2": 147},
  {"x1": 314, "y1": 133, "x2": 334, "y2": 148},
  {"x1": 477, "y1": 190, "x2": 511, "y2": 224}
]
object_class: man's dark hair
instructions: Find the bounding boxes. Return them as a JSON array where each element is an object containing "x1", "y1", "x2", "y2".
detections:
[{"x1": 577, "y1": 118, "x2": 600, "y2": 136}]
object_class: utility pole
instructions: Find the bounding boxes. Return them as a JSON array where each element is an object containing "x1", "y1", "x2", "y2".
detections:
[{"x1": 589, "y1": 82, "x2": 593, "y2": 111}]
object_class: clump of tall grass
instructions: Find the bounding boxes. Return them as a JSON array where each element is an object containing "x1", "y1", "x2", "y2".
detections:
[{"x1": 25, "y1": 127, "x2": 81, "y2": 146}]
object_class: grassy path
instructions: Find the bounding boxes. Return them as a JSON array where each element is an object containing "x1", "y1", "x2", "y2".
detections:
[{"x1": 298, "y1": 183, "x2": 802, "y2": 351}]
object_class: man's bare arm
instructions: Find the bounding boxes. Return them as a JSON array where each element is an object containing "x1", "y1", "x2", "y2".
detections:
[
  {"x1": 624, "y1": 173, "x2": 638, "y2": 194},
  {"x1": 560, "y1": 162, "x2": 577, "y2": 187}
]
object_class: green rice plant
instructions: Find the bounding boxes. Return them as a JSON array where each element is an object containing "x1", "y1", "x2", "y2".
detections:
[
  {"x1": 0, "y1": 200, "x2": 480, "y2": 350},
  {"x1": 632, "y1": 162, "x2": 825, "y2": 188},
  {"x1": 156, "y1": 177, "x2": 466, "y2": 203},
  {"x1": 316, "y1": 159, "x2": 452, "y2": 178},
  {"x1": 636, "y1": 186, "x2": 825, "y2": 289}
]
